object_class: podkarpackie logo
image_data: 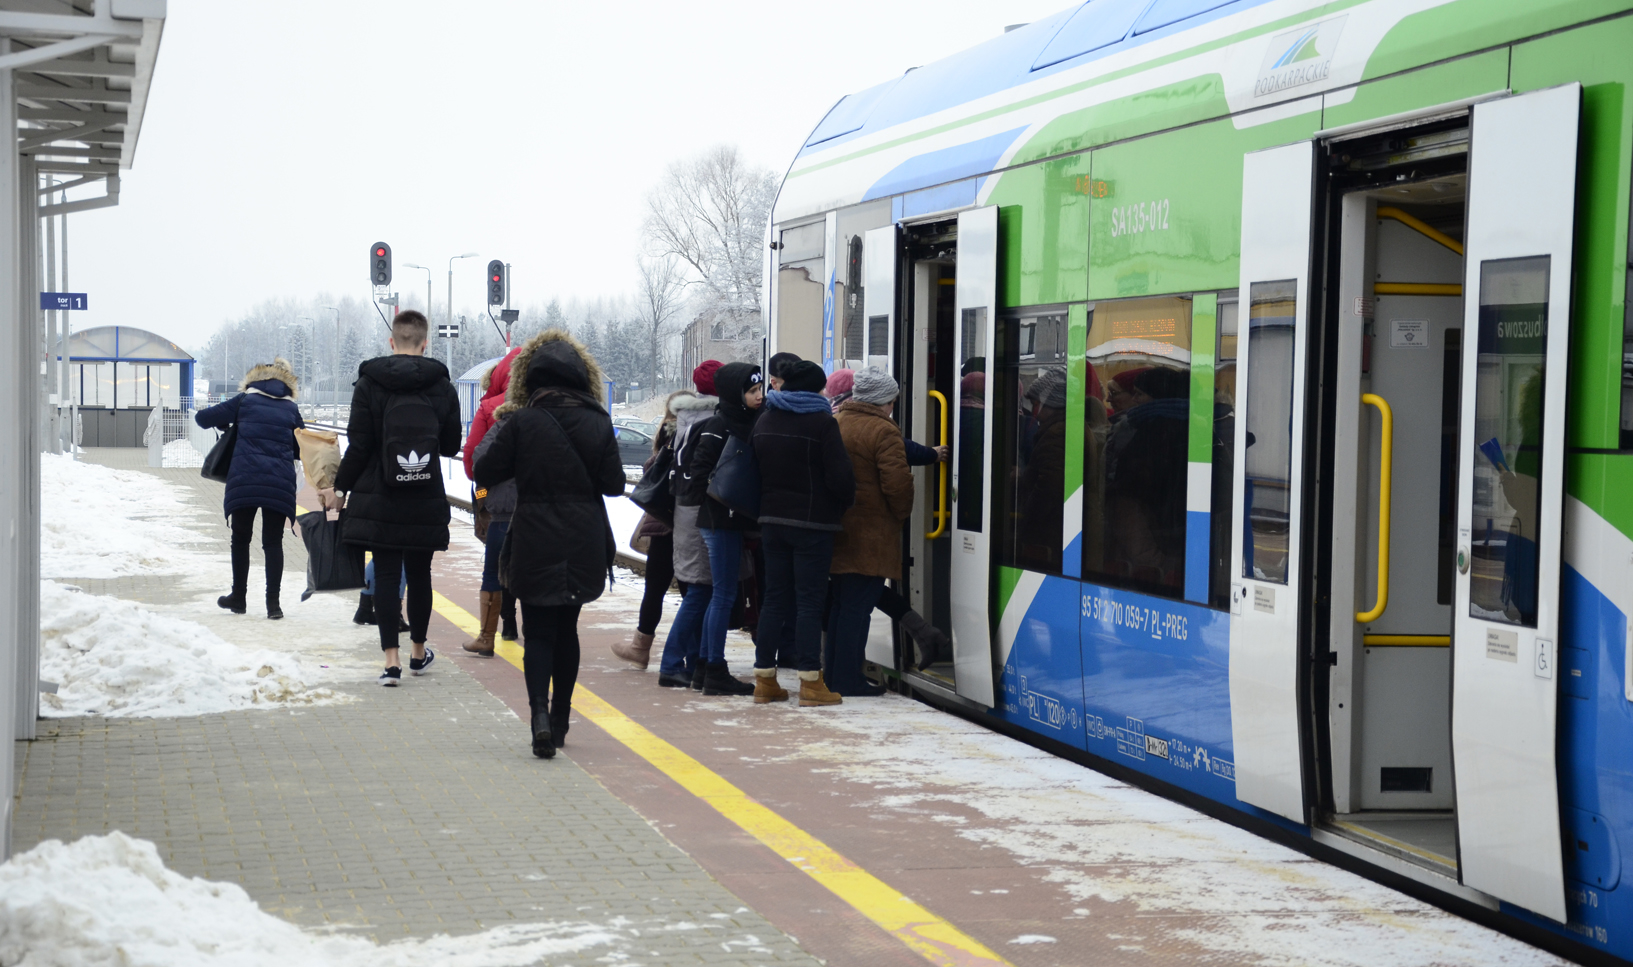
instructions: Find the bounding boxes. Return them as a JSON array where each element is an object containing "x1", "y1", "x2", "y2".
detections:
[
  {"x1": 395, "y1": 450, "x2": 432, "y2": 482},
  {"x1": 1255, "y1": 15, "x2": 1346, "y2": 98}
]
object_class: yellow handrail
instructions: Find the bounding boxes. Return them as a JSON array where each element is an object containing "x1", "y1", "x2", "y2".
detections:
[
  {"x1": 1356, "y1": 393, "x2": 1393, "y2": 623},
  {"x1": 1374, "y1": 282, "x2": 1463, "y2": 296},
  {"x1": 1376, "y1": 206, "x2": 1464, "y2": 256},
  {"x1": 926, "y1": 390, "x2": 950, "y2": 539}
]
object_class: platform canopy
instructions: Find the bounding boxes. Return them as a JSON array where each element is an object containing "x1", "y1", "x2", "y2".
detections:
[{"x1": 67, "y1": 323, "x2": 190, "y2": 362}]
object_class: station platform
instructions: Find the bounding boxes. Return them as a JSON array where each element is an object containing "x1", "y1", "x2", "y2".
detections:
[{"x1": 11, "y1": 451, "x2": 1568, "y2": 966}]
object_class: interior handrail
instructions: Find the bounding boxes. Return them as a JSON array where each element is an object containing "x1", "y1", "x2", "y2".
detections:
[
  {"x1": 1375, "y1": 206, "x2": 1464, "y2": 256},
  {"x1": 1356, "y1": 393, "x2": 1394, "y2": 624},
  {"x1": 926, "y1": 390, "x2": 950, "y2": 539}
]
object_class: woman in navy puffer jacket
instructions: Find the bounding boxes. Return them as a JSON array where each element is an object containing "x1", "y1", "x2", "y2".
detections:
[{"x1": 195, "y1": 357, "x2": 305, "y2": 618}]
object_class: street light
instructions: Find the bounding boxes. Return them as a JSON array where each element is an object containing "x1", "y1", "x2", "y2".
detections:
[
  {"x1": 296, "y1": 316, "x2": 315, "y2": 393},
  {"x1": 448, "y1": 252, "x2": 479, "y2": 368},
  {"x1": 401, "y1": 262, "x2": 434, "y2": 327},
  {"x1": 323, "y1": 306, "x2": 341, "y2": 407}
]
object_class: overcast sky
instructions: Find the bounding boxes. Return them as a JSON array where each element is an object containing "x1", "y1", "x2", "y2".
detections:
[{"x1": 60, "y1": 0, "x2": 1071, "y2": 349}]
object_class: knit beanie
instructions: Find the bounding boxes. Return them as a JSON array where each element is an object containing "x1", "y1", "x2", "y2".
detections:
[
  {"x1": 851, "y1": 366, "x2": 899, "y2": 406},
  {"x1": 692, "y1": 359, "x2": 723, "y2": 396},
  {"x1": 1026, "y1": 368, "x2": 1067, "y2": 409},
  {"x1": 823, "y1": 368, "x2": 854, "y2": 400},
  {"x1": 782, "y1": 360, "x2": 828, "y2": 394}
]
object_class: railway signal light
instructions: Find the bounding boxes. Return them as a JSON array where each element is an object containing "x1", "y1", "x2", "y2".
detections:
[
  {"x1": 487, "y1": 260, "x2": 506, "y2": 305},
  {"x1": 370, "y1": 242, "x2": 392, "y2": 287}
]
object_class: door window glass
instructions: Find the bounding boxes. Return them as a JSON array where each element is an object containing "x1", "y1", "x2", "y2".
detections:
[
  {"x1": 1209, "y1": 295, "x2": 1238, "y2": 607},
  {"x1": 995, "y1": 310, "x2": 1069, "y2": 575},
  {"x1": 776, "y1": 222, "x2": 826, "y2": 365},
  {"x1": 1081, "y1": 296, "x2": 1192, "y2": 598},
  {"x1": 1468, "y1": 256, "x2": 1549, "y2": 627},
  {"x1": 1242, "y1": 281, "x2": 1297, "y2": 584},
  {"x1": 957, "y1": 307, "x2": 988, "y2": 532}
]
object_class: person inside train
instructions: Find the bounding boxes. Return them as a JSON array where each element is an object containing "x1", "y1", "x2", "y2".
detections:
[
  {"x1": 473, "y1": 329, "x2": 625, "y2": 757},
  {"x1": 1102, "y1": 366, "x2": 1190, "y2": 588}
]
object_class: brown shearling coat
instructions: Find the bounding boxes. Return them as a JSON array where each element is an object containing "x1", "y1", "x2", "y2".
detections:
[{"x1": 830, "y1": 401, "x2": 915, "y2": 580}]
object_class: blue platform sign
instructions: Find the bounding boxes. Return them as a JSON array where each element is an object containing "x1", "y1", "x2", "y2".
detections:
[{"x1": 40, "y1": 292, "x2": 87, "y2": 310}]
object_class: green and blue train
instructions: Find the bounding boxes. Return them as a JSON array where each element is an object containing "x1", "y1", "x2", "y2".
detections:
[{"x1": 766, "y1": 0, "x2": 1633, "y2": 959}]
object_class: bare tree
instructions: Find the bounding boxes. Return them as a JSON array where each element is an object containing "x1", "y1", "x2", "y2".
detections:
[
  {"x1": 642, "y1": 144, "x2": 777, "y2": 343},
  {"x1": 635, "y1": 256, "x2": 687, "y2": 394}
]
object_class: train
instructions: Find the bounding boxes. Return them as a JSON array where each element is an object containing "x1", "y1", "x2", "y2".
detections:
[{"x1": 763, "y1": 0, "x2": 1633, "y2": 961}]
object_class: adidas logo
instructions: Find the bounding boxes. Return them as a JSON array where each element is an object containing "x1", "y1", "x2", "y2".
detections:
[{"x1": 397, "y1": 450, "x2": 431, "y2": 472}]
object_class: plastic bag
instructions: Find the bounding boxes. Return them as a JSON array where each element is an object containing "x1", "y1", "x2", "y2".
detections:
[
  {"x1": 297, "y1": 509, "x2": 366, "y2": 599},
  {"x1": 294, "y1": 428, "x2": 342, "y2": 491}
]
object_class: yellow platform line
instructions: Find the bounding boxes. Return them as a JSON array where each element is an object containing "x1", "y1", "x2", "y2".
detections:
[{"x1": 428, "y1": 592, "x2": 1013, "y2": 967}]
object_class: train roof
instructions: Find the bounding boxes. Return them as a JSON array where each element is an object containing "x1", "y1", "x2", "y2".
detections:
[{"x1": 773, "y1": 0, "x2": 1601, "y2": 223}]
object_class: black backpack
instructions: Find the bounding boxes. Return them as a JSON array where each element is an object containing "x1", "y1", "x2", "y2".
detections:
[{"x1": 380, "y1": 390, "x2": 442, "y2": 492}]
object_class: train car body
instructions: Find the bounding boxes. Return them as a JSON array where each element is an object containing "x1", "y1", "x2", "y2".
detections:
[{"x1": 766, "y1": 0, "x2": 1633, "y2": 960}]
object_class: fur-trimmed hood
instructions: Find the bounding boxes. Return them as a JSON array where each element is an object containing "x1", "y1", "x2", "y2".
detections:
[
  {"x1": 241, "y1": 357, "x2": 298, "y2": 400},
  {"x1": 668, "y1": 390, "x2": 718, "y2": 414},
  {"x1": 496, "y1": 329, "x2": 605, "y2": 418}
]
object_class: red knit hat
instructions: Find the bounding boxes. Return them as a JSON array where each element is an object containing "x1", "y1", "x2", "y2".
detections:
[{"x1": 692, "y1": 360, "x2": 723, "y2": 396}]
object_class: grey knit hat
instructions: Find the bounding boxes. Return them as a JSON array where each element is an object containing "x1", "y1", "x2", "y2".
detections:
[
  {"x1": 1026, "y1": 368, "x2": 1068, "y2": 409},
  {"x1": 851, "y1": 366, "x2": 899, "y2": 406}
]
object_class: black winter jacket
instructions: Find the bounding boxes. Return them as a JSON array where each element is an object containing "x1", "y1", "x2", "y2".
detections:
[
  {"x1": 335, "y1": 354, "x2": 462, "y2": 551},
  {"x1": 752, "y1": 393, "x2": 856, "y2": 531},
  {"x1": 688, "y1": 362, "x2": 762, "y2": 532},
  {"x1": 474, "y1": 331, "x2": 625, "y2": 608}
]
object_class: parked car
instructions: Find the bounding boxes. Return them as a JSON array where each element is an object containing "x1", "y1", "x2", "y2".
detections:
[{"x1": 613, "y1": 424, "x2": 654, "y2": 466}]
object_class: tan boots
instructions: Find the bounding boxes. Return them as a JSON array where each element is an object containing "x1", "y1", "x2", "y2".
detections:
[
  {"x1": 798, "y1": 670, "x2": 842, "y2": 707},
  {"x1": 462, "y1": 591, "x2": 500, "y2": 657},
  {"x1": 611, "y1": 630, "x2": 655, "y2": 669},
  {"x1": 752, "y1": 667, "x2": 788, "y2": 703}
]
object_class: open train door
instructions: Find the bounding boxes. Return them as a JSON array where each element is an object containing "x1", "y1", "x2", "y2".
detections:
[
  {"x1": 1450, "y1": 84, "x2": 1579, "y2": 923},
  {"x1": 950, "y1": 206, "x2": 998, "y2": 707},
  {"x1": 863, "y1": 223, "x2": 900, "y2": 668},
  {"x1": 1229, "y1": 141, "x2": 1315, "y2": 823}
]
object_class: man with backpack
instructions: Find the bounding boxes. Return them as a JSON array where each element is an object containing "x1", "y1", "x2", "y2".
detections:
[{"x1": 329, "y1": 310, "x2": 463, "y2": 687}]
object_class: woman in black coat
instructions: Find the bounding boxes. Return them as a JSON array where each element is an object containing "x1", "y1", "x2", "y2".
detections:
[
  {"x1": 474, "y1": 330, "x2": 625, "y2": 758},
  {"x1": 194, "y1": 358, "x2": 304, "y2": 619}
]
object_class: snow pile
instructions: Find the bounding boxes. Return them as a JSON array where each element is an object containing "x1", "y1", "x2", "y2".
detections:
[
  {"x1": 0, "y1": 832, "x2": 625, "y2": 967},
  {"x1": 39, "y1": 581, "x2": 332, "y2": 718},
  {"x1": 40, "y1": 453, "x2": 205, "y2": 578},
  {"x1": 163, "y1": 438, "x2": 205, "y2": 468}
]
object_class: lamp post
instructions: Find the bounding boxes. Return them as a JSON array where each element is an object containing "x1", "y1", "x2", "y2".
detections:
[
  {"x1": 448, "y1": 252, "x2": 478, "y2": 369},
  {"x1": 296, "y1": 316, "x2": 315, "y2": 396},
  {"x1": 401, "y1": 262, "x2": 433, "y2": 327},
  {"x1": 323, "y1": 306, "x2": 341, "y2": 409}
]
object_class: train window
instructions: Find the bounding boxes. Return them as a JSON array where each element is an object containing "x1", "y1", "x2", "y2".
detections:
[
  {"x1": 1082, "y1": 295, "x2": 1192, "y2": 598},
  {"x1": 957, "y1": 307, "x2": 989, "y2": 532},
  {"x1": 1242, "y1": 281, "x2": 1297, "y2": 585},
  {"x1": 1209, "y1": 294, "x2": 1238, "y2": 608},
  {"x1": 776, "y1": 221, "x2": 826, "y2": 365},
  {"x1": 995, "y1": 309, "x2": 1070, "y2": 575},
  {"x1": 1467, "y1": 256, "x2": 1550, "y2": 628},
  {"x1": 833, "y1": 202, "x2": 891, "y2": 369}
]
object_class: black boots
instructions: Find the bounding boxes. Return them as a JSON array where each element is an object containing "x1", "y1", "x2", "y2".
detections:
[
  {"x1": 500, "y1": 590, "x2": 518, "y2": 641},
  {"x1": 266, "y1": 592, "x2": 284, "y2": 620},
  {"x1": 353, "y1": 592, "x2": 375, "y2": 625},
  {"x1": 900, "y1": 610, "x2": 952, "y2": 671},
  {"x1": 217, "y1": 592, "x2": 247, "y2": 615},
  {"x1": 549, "y1": 699, "x2": 570, "y2": 748},
  {"x1": 702, "y1": 661, "x2": 755, "y2": 696},
  {"x1": 690, "y1": 663, "x2": 706, "y2": 691},
  {"x1": 531, "y1": 709, "x2": 555, "y2": 759}
]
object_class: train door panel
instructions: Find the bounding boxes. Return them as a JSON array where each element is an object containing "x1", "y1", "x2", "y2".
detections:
[
  {"x1": 1450, "y1": 83, "x2": 1580, "y2": 924},
  {"x1": 1229, "y1": 141, "x2": 1315, "y2": 824},
  {"x1": 951, "y1": 205, "x2": 999, "y2": 707},
  {"x1": 864, "y1": 224, "x2": 899, "y2": 668}
]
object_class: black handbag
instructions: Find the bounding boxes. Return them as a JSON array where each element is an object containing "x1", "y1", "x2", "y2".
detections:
[
  {"x1": 628, "y1": 446, "x2": 674, "y2": 524},
  {"x1": 297, "y1": 509, "x2": 366, "y2": 599},
  {"x1": 200, "y1": 424, "x2": 237, "y2": 483},
  {"x1": 706, "y1": 434, "x2": 761, "y2": 519}
]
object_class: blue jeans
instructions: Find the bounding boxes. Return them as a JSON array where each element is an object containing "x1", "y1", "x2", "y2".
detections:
[
  {"x1": 658, "y1": 581, "x2": 712, "y2": 678},
  {"x1": 699, "y1": 528, "x2": 742, "y2": 664},
  {"x1": 482, "y1": 519, "x2": 510, "y2": 593},
  {"x1": 755, "y1": 524, "x2": 834, "y2": 673},
  {"x1": 824, "y1": 573, "x2": 884, "y2": 695},
  {"x1": 364, "y1": 558, "x2": 407, "y2": 597}
]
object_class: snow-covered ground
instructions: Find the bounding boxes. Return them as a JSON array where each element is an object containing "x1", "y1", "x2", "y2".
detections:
[
  {"x1": 40, "y1": 581, "x2": 332, "y2": 718},
  {"x1": 41, "y1": 453, "x2": 210, "y2": 578},
  {"x1": 0, "y1": 833, "x2": 662, "y2": 967},
  {"x1": 162, "y1": 438, "x2": 205, "y2": 469}
]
